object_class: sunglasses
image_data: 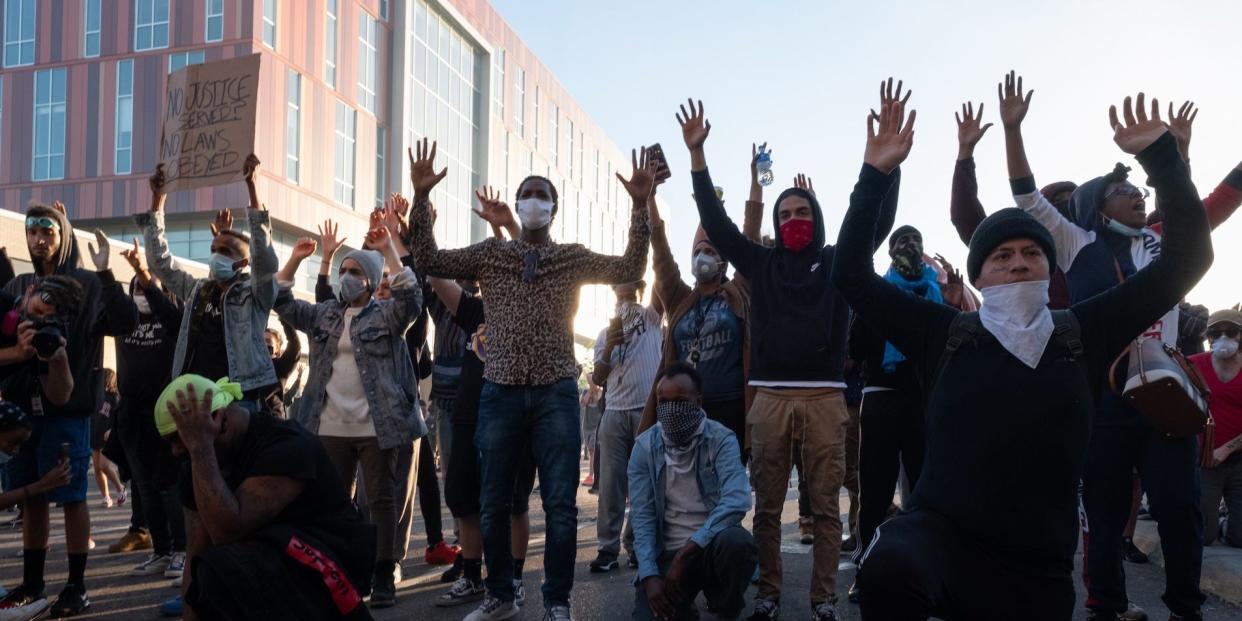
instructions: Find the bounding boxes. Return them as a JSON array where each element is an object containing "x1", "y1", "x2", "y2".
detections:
[
  {"x1": 1105, "y1": 185, "x2": 1150, "y2": 201},
  {"x1": 25, "y1": 217, "x2": 58, "y2": 231},
  {"x1": 522, "y1": 249, "x2": 539, "y2": 284},
  {"x1": 1207, "y1": 326, "x2": 1241, "y2": 340}
]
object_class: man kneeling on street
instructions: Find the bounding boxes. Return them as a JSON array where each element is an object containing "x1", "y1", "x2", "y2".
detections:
[
  {"x1": 155, "y1": 374, "x2": 376, "y2": 621},
  {"x1": 629, "y1": 363, "x2": 757, "y2": 620}
]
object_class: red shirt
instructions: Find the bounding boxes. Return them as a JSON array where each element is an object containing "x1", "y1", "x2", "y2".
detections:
[{"x1": 1191, "y1": 353, "x2": 1242, "y2": 449}]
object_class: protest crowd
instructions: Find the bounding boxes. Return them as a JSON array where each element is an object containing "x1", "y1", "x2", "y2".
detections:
[{"x1": 2, "y1": 69, "x2": 1242, "y2": 621}]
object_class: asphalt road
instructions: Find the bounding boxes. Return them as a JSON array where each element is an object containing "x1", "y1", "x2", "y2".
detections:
[{"x1": 1, "y1": 469, "x2": 1239, "y2": 620}]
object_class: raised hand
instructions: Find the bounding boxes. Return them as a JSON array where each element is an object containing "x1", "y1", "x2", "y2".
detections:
[
  {"x1": 366, "y1": 208, "x2": 386, "y2": 248},
  {"x1": 210, "y1": 209, "x2": 233, "y2": 236},
  {"x1": 1167, "y1": 100, "x2": 1198, "y2": 161},
  {"x1": 617, "y1": 147, "x2": 660, "y2": 202},
  {"x1": 291, "y1": 237, "x2": 317, "y2": 261},
  {"x1": 1109, "y1": 93, "x2": 1169, "y2": 155},
  {"x1": 120, "y1": 238, "x2": 144, "y2": 273},
  {"x1": 365, "y1": 226, "x2": 393, "y2": 255},
  {"x1": 167, "y1": 384, "x2": 220, "y2": 456},
  {"x1": 383, "y1": 193, "x2": 409, "y2": 237},
  {"x1": 956, "y1": 101, "x2": 993, "y2": 157},
  {"x1": 149, "y1": 165, "x2": 167, "y2": 196},
  {"x1": 87, "y1": 230, "x2": 111, "y2": 271},
  {"x1": 473, "y1": 186, "x2": 517, "y2": 229},
  {"x1": 408, "y1": 138, "x2": 448, "y2": 197},
  {"x1": 877, "y1": 77, "x2": 912, "y2": 112},
  {"x1": 997, "y1": 71, "x2": 1033, "y2": 129},
  {"x1": 242, "y1": 154, "x2": 260, "y2": 183},
  {"x1": 52, "y1": 201, "x2": 67, "y2": 216},
  {"x1": 318, "y1": 219, "x2": 345, "y2": 260},
  {"x1": 676, "y1": 99, "x2": 711, "y2": 152},
  {"x1": 864, "y1": 100, "x2": 917, "y2": 175},
  {"x1": 794, "y1": 173, "x2": 816, "y2": 197}
]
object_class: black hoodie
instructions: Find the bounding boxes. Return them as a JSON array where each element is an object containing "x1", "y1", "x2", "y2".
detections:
[
  {"x1": 692, "y1": 168, "x2": 899, "y2": 384},
  {"x1": 1, "y1": 206, "x2": 138, "y2": 417}
]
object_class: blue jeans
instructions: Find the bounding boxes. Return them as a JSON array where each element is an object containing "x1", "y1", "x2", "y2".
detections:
[{"x1": 476, "y1": 378, "x2": 581, "y2": 606}]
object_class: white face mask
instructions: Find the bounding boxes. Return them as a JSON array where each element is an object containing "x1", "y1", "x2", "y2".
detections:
[
  {"x1": 516, "y1": 198, "x2": 554, "y2": 230},
  {"x1": 978, "y1": 280, "x2": 1055, "y2": 369},
  {"x1": 1212, "y1": 337, "x2": 1240, "y2": 360},
  {"x1": 692, "y1": 252, "x2": 722, "y2": 283},
  {"x1": 1103, "y1": 216, "x2": 1143, "y2": 238},
  {"x1": 133, "y1": 294, "x2": 151, "y2": 315}
]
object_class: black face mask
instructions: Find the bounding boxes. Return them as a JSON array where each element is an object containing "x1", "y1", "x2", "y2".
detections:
[{"x1": 891, "y1": 241, "x2": 924, "y2": 279}]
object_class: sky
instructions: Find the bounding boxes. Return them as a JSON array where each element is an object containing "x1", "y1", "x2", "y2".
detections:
[{"x1": 491, "y1": 0, "x2": 1242, "y2": 312}]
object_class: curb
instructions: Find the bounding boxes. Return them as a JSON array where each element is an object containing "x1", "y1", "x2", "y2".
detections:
[{"x1": 1132, "y1": 521, "x2": 1242, "y2": 606}]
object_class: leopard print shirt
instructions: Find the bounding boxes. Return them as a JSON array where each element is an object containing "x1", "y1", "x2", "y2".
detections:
[{"x1": 410, "y1": 197, "x2": 649, "y2": 386}]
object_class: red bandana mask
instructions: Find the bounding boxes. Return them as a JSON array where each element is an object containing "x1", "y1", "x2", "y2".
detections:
[{"x1": 780, "y1": 219, "x2": 815, "y2": 253}]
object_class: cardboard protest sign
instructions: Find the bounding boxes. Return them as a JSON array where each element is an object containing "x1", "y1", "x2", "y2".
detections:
[{"x1": 158, "y1": 54, "x2": 261, "y2": 193}]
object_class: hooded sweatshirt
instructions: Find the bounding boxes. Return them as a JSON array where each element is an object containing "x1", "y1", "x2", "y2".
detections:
[
  {"x1": 692, "y1": 168, "x2": 899, "y2": 385},
  {"x1": 2, "y1": 206, "x2": 138, "y2": 417}
]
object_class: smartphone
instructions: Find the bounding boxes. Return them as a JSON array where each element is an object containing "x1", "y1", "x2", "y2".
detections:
[
  {"x1": 647, "y1": 143, "x2": 672, "y2": 182},
  {"x1": 60, "y1": 442, "x2": 70, "y2": 461}
]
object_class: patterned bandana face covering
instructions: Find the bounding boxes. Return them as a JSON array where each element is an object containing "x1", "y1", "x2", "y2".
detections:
[
  {"x1": 779, "y1": 219, "x2": 814, "y2": 252},
  {"x1": 656, "y1": 399, "x2": 705, "y2": 448}
]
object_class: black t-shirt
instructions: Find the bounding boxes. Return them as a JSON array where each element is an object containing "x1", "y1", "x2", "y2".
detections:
[
  {"x1": 180, "y1": 412, "x2": 356, "y2": 532},
  {"x1": 452, "y1": 295, "x2": 486, "y2": 426},
  {"x1": 185, "y1": 287, "x2": 229, "y2": 383}
]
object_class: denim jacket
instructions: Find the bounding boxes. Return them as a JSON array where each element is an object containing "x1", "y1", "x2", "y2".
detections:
[
  {"x1": 627, "y1": 417, "x2": 751, "y2": 583},
  {"x1": 275, "y1": 268, "x2": 427, "y2": 450},
  {"x1": 137, "y1": 209, "x2": 279, "y2": 392}
]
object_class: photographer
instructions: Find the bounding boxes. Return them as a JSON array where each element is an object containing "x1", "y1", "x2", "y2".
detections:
[{"x1": 0, "y1": 201, "x2": 137, "y2": 619}]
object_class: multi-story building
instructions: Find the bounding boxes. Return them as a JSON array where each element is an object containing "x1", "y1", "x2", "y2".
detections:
[{"x1": 0, "y1": 0, "x2": 638, "y2": 343}]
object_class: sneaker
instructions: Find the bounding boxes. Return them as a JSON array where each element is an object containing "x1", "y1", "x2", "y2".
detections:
[
  {"x1": 847, "y1": 579, "x2": 861, "y2": 603},
  {"x1": 158, "y1": 596, "x2": 182, "y2": 617},
  {"x1": 581, "y1": 473, "x2": 594, "y2": 487},
  {"x1": 799, "y1": 516, "x2": 814, "y2": 545},
  {"x1": 542, "y1": 605, "x2": 572, "y2": 621},
  {"x1": 626, "y1": 553, "x2": 638, "y2": 569},
  {"x1": 48, "y1": 584, "x2": 90, "y2": 617},
  {"x1": 115, "y1": 487, "x2": 128, "y2": 506},
  {"x1": 841, "y1": 535, "x2": 857, "y2": 554},
  {"x1": 425, "y1": 541, "x2": 459, "y2": 565},
  {"x1": 170, "y1": 575, "x2": 182, "y2": 588},
  {"x1": 165, "y1": 552, "x2": 186, "y2": 579},
  {"x1": 436, "y1": 577, "x2": 484, "y2": 607},
  {"x1": 588, "y1": 551, "x2": 618, "y2": 573},
  {"x1": 748, "y1": 599, "x2": 780, "y2": 620},
  {"x1": 100, "y1": 496, "x2": 114, "y2": 509},
  {"x1": 108, "y1": 530, "x2": 152, "y2": 554},
  {"x1": 464, "y1": 595, "x2": 519, "y2": 621},
  {"x1": 1137, "y1": 506, "x2": 1153, "y2": 521},
  {"x1": 513, "y1": 580, "x2": 525, "y2": 607},
  {"x1": 812, "y1": 601, "x2": 840, "y2": 621},
  {"x1": 0, "y1": 584, "x2": 48, "y2": 621},
  {"x1": 1122, "y1": 537, "x2": 1149, "y2": 564},
  {"x1": 131, "y1": 553, "x2": 172, "y2": 576},
  {"x1": 440, "y1": 553, "x2": 464, "y2": 583},
  {"x1": 1121, "y1": 601, "x2": 1148, "y2": 621},
  {"x1": 370, "y1": 570, "x2": 396, "y2": 609}
]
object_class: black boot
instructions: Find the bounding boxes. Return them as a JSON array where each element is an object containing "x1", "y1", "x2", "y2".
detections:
[{"x1": 370, "y1": 560, "x2": 397, "y2": 609}]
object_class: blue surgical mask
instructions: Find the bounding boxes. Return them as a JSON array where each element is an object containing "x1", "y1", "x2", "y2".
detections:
[
  {"x1": 1103, "y1": 217, "x2": 1143, "y2": 238},
  {"x1": 208, "y1": 253, "x2": 238, "y2": 282}
]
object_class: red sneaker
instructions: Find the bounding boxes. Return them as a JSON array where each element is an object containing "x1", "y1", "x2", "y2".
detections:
[
  {"x1": 581, "y1": 474, "x2": 594, "y2": 487},
  {"x1": 425, "y1": 541, "x2": 460, "y2": 566}
]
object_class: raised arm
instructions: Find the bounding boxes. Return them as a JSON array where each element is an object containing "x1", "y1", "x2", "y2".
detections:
[
  {"x1": 85, "y1": 231, "x2": 139, "y2": 337},
  {"x1": 138, "y1": 165, "x2": 200, "y2": 300},
  {"x1": 1075, "y1": 95, "x2": 1214, "y2": 368},
  {"x1": 575, "y1": 148, "x2": 653, "y2": 285},
  {"x1": 679, "y1": 99, "x2": 766, "y2": 275},
  {"x1": 277, "y1": 236, "x2": 317, "y2": 286},
  {"x1": 240, "y1": 157, "x2": 280, "y2": 313},
  {"x1": 0, "y1": 247, "x2": 14, "y2": 290},
  {"x1": 951, "y1": 102, "x2": 993, "y2": 245},
  {"x1": 832, "y1": 98, "x2": 958, "y2": 367},
  {"x1": 407, "y1": 139, "x2": 489, "y2": 280},
  {"x1": 367, "y1": 224, "x2": 424, "y2": 334},
  {"x1": 473, "y1": 186, "x2": 521, "y2": 241}
]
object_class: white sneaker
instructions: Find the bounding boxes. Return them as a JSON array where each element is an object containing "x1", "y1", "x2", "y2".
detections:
[
  {"x1": 513, "y1": 580, "x2": 525, "y2": 607},
  {"x1": 542, "y1": 605, "x2": 573, "y2": 621},
  {"x1": 463, "y1": 595, "x2": 519, "y2": 621},
  {"x1": 0, "y1": 597, "x2": 48, "y2": 621},
  {"x1": 165, "y1": 552, "x2": 186, "y2": 579},
  {"x1": 436, "y1": 577, "x2": 484, "y2": 607},
  {"x1": 170, "y1": 575, "x2": 183, "y2": 588},
  {"x1": 131, "y1": 553, "x2": 171, "y2": 576}
]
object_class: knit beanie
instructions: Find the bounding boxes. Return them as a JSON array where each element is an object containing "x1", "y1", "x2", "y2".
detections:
[
  {"x1": 345, "y1": 249, "x2": 384, "y2": 289},
  {"x1": 888, "y1": 224, "x2": 921, "y2": 249},
  {"x1": 966, "y1": 208, "x2": 1057, "y2": 285}
]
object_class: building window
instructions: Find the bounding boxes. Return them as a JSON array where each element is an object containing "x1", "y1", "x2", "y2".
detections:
[
  {"x1": 380, "y1": 0, "x2": 388, "y2": 20},
  {"x1": 1, "y1": 76, "x2": 5, "y2": 167},
  {"x1": 115, "y1": 60, "x2": 134, "y2": 175},
  {"x1": 261, "y1": 0, "x2": 276, "y2": 48},
  {"x1": 168, "y1": 50, "x2": 206, "y2": 73},
  {"x1": 205, "y1": 0, "x2": 224, "y2": 42},
  {"x1": 491, "y1": 48, "x2": 504, "y2": 118},
  {"x1": 357, "y1": 11, "x2": 378, "y2": 114},
  {"x1": 375, "y1": 128, "x2": 386, "y2": 208},
  {"x1": 502, "y1": 132, "x2": 510, "y2": 193},
  {"x1": 32, "y1": 68, "x2": 66, "y2": 181},
  {"x1": 285, "y1": 71, "x2": 300, "y2": 183},
  {"x1": 324, "y1": 0, "x2": 337, "y2": 89},
  {"x1": 549, "y1": 104, "x2": 559, "y2": 167},
  {"x1": 134, "y1": 0, "x2": 169, "y2": 52},
  {"x1": 532, "y1": 86, "x2": 540, "y2": 149},
  {"x1": 334, "y1": 101, "x2": 356, "y2": 206},
  {"x1": 4, "y1": 0, "x2": 35, "y2": 67},
  {"x1": 83, "y1": 0, "x2": 101, "y2": 57},
  {"x1": 513, "y1": 68, "x2": 525, "y2": 137}
]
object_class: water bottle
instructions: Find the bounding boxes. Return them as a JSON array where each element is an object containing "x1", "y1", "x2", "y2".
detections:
[{"x1": 756, "y1": 143, "x2": 774, "y2": 187}]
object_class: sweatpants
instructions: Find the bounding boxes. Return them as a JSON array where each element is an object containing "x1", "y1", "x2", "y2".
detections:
[
  {"x1": 854, "y1": 388, "x2": 924, "y2": 563},
  {"x1": 597, "y1": 408, "x2": 641, "y2": 556},
  {"x1": 857, "y1": 509, "x2": 1074, "y2": 620}
]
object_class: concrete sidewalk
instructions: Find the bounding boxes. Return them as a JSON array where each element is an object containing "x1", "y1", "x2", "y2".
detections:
[{"x1": 1133, "y1": 520, "x2": 1242, "y2": 607}]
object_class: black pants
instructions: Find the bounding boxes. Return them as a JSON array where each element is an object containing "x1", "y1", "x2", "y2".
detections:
[
  {"x1": 631, "y1": 526, "x2": 757, "y2": 620},
  {"x1": 703, "y1": 398, "x2": 746, "y2": 464},
  {"x1": 416, "y1": 434, "x2": 444, "y2": 545},
  {"x1": 854, "y1": 389, "x2": 924, "y2": 563},
  {"x1": 857, "y1": 510, "x2": 1074, "y2": 620},
  {"x1": 117, "y1": 397, "x2": 185, "y2": 554}
]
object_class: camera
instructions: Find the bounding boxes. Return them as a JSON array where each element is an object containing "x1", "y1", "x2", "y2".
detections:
[{"x1": 31, "y1": 317, "x2": 65, "y2": 358}]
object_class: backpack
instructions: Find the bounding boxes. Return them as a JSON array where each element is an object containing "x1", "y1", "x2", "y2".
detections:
[{"x1": 929, "y1": 310, "x2": 1086, "y2": 395}]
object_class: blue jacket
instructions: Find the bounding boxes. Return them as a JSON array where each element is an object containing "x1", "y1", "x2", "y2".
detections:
[
  {"x1": 137, "y1": 209, "x2": 279, "y2": 392},
  {"x1": 627, "y1": 418, "x2": 751, "y2": 583}
]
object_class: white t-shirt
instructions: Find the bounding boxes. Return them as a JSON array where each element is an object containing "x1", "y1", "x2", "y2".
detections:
[
  {"x1": 318, "y1": 307, "x2": 376, "y2": 437},
  {"x1": 594, "y1": 304, "x2": 663, "y2": 411},
  {"x1": 662, "y1": 446, "x2": 708, "y2": 553}
]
